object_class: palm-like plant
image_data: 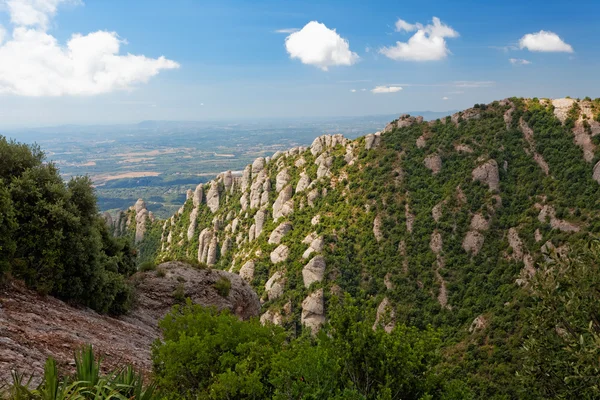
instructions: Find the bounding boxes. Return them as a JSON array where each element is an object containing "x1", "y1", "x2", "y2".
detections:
[{"x1": 1, "y1": 346, "x2": 160, "y2": 400}]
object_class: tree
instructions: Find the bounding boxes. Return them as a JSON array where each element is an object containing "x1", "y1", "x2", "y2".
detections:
[{"x1": 521, "y1": 240, "x2": 600, "y2": 399}]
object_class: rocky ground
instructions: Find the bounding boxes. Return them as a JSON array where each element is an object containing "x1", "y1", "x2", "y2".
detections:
[{"x1": 0, "y1": 262, "x2": 260, "y2": 384}]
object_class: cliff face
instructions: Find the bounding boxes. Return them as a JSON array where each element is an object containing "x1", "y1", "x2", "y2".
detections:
[
  {"x1": 0, "y1": 262, "x2": 260, "y2": 382},
  {"x1": 147, "y1": 97, "x2": 600, "y2": 335}
]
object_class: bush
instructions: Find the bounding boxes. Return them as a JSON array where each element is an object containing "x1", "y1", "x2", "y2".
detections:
[
  {"x1": 213, "y1": 276, "x2": 231, "y2": 297},
  {"x1": 138, "y1": 261, "x2": 157, "y2": 272}
]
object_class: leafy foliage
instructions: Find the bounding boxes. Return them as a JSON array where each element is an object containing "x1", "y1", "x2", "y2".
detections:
[{"x1": 0, "y1": 136, "x2": 136, "y2": 314}]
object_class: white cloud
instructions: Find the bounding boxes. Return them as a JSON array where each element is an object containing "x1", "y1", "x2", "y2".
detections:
[
  {"x1": 442, "y1": 96, "x2": 449, "y2": 100},
  {"x1": 0, "y1": 0, "x2": 179, "y2": 96},
  {"x1": 275, "y1": 28, "x2": 298, "y2": 34},
  {"x1": 509, "y1": 58, "x2": 531, "y2": 65},
  {"x1": 519, "y1": 30, "x2": 573, "y2": 53},
  {"x1": 285, "y1": 21, "x2": 359, "y2": 71},
  {"x1": 350, "y1": 89, "x2": 356, "y2": 93},
  {"x1": 0, "y1": 25, "x2": 6, "y2": 44},
  {"x1": 380, "y1": 17, "x2": 458, "y2": 61},
  {"x1": 371, "y1": 86, "x2": 402, "y2": 94}
]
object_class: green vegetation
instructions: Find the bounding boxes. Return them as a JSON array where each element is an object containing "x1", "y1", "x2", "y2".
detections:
[
  {"x1": 213, "y1": 276, "x2": 231, "y2": 297},
  {"x1": 1, "y1": 346, "x2": 158, "y2": 400},
  {"x1": 0, "y1": 136, "x2": 136, "y2": 314},
  {"x1": 152, "y1": 300, "x2": 463, "y2": 399}
]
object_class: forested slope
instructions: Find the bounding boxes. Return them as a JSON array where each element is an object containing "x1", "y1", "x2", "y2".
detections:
[{"x1": 120, "y1": 97, "x2": 600, "y2": 397}]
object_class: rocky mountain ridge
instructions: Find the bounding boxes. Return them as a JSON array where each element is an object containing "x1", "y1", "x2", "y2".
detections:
[{"x1": 118, "y1": 97, "x2": 600, "y2": 339}]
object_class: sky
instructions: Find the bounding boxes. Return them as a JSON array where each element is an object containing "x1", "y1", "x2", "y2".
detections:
[{"x1": 0, "y1": 0, "x2": 598, "y2": 128}]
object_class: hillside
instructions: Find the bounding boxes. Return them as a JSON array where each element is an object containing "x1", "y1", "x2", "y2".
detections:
[
  {"x1": 118, "y1": 97, "x2": 600, "y2": 395},
  {"x1": 0, "y1": 262, "x2": 260, "y2": 383}
]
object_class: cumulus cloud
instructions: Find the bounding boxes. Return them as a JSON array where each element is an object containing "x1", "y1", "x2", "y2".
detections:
[
  {"x1": 285, "y1": 21, "x2": 359, "y2": 71},
  {"x1": 371, "y1": 86, "x2": 402, "y2": 94},
  {"x1": 380, "y1": 17, "x2": 458, "y2": 61},
  {"x1": 442, "y1": 96, "x2": 449, "y2": 100},
  {"x1": 350, "y1": 89, "x2": 356, "y2": 93},
  {"x1": 0, "y1": 0, "x2": 179, "y2": 96},
  {"x1": 509, "y1": 58, "x2": 531, "y2": 65},
  {"x1": 519, "y1": 30, "x2": 573, "y2": 53}
]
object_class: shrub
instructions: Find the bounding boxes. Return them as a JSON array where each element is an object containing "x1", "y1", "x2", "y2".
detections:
[
  {"x1": 213, "y1": 276, "x2": 231, "y2": 297},
  {"x1": 138, "y1": 261, "x2": 157, "y2": 272}
]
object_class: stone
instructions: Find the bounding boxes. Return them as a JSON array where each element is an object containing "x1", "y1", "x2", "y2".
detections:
[
  {"x1": 311, "y1": 215, "x2": 321, "y2": 225},
  {"x1": 301, "y1": 289, "x2": 325, "y2": 334},
  {"x1": 302, "y1": 256, "x2": 326, "y2": 287},
  {"x1": 241, "y1": 165, "x2": 252, "y2": 192},
  {"x1": 472, "y1": 160, "x2": 500, "y2": 191},
  {"x1": 187, "y1": 208, "x2": 199, "y2": 240},
  {"x1": 462, "y1": 231, "x2": 485, "y2": 255},
  {"x1": 296, "y1": 172, "x2": 311, "y2": 193},
  {"x1": 470, "y1": 213, "x2": 489, "y2": 231},
  {"x1": 134, "y1": 198, "x2": 146, "y2": 214},
  {"x1": 276, "y1": 168, "x2": 290, "y2": 193},
  {"x1": 268, "y1": 222, "x2": 292, "y2": 244},
  {"x1": 265, "y1": 271, "x2": 285, "y2": 300},
  {"x1": 372, "y1": 298, "x2": 395, "y2": 333},
  {"x1": 365, "y1": 133, "x2": 381, "y2": 150},
  {"x1": 270, "y1": 244, "x2": 289, "y2": 264},
  {"x1": 273, "y1": 185, "x2": 293, "y2": 221},
  {"x1": 260, "y1": 309, "x2": 283, "y2": 326},
  {"x1": 469, "y1": 315, "x2": 487, "y2": 333},
  {"x1": 430, "y1": 231, "x2": 443, "y2": 254},
  {"x1": 239, "y1": 260, "x2": 255, "y2": 282},
  {"x1": 221, "y1": 237, "x2": 232, "y2": 257},
  {"x1": 252, "y1": 157, "x2": 265, "y2": 174},
  {"x1": 424, "y1": 153, "x2": 442, "y2": 174},
  {"x1": 307, "y1": 188, "x2": 319, "y2": 208},
  {"x1": 254, "y1": 209, "x2": 267, "y2": 237},
  {"x1": 206, "y1": 183, "x2": 220, "y2": 212},
  {"x1": 193, "y1": 184, "x2": 203, "y2": 207},
  {"x1": 186, "y1": 189, "x2": 193, "y2": 200},
  {"x1": 594, "y1": 160, "x2": 600, "y2": 184},
  {"x1": 373, "y1": 214, "x2": 383, "y2": 242},
  {"x1": 206, "y1": 236, "x2": 218, "y2": 266}
]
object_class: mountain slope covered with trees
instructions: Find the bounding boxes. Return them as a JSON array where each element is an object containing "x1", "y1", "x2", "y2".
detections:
[{"x1": 123, "y1": 97, "x2": 600, "y2": 398}]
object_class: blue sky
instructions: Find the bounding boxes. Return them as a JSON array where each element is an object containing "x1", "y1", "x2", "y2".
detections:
[{"x1": 0, "y1": 0, "x2": 598, "y2": 127}]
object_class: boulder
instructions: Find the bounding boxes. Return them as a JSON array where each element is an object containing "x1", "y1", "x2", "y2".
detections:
[
  {"x1": 270, "y1": 244, "x2": 289, "y2": 264},
  {"x1": 424, "y1": 153, "x2": 442, "y2": 174},
  {"x1": 265, "y1": 271, "x2": 285, "y2": 300},
  {"x1": 193, "y1": 184, "x2": 204, "y2": 207},
  {"x1": 373, "y1": 214, "x2": 383, "y2": 242},
  {"x1": 252, "y1": 157, "x2": 265, "y2": 174},
  {"x1": 276, "y1": 168, "x2": 291, "y2": 193},
  {"x1": 296, "y1": 172, "x2": 311, "y2": 193},
  {"x1": 302, "y1": 256, "x2": 326, "y2": 287},
  {"x1": 268, "y1": 222, "x2": 292, "y2": 244},
  {"x1": 241, "y1": 165, "x2": 252, "y2": 192},
  {"x1": 254, "y1": 209, "x2": 267, "y2": 237},
  {"x1": 301, "y1": 289, "x2": 325, "y2": 334},
  {"x1": 206, "y1": 183, "x2": 220, "y2": 212},
  {"x1": 472, "y1": 160, "x2": 500, "y2": 191},
  {"x1": 273, "y1": 185, "x2": 294, "y2": 221},
  {"x1": 239, "y1": 260, "x2": 255, "y2": 282}
]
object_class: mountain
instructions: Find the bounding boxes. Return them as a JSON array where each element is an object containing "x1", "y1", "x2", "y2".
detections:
[{"x1": 114, "y1": 97, "x2": 600, "y2": 395}]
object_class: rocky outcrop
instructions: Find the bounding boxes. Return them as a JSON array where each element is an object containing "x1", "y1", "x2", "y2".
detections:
[
  {"x1": 472, "y1": 160, "x2": 500, "y2": 191},
  {"x1": 463, "y1": 213, "x2": 489, "y2": 255},
  {"x1": 302, "y1": 256, "x2": 326, "y2": 287},
  {"x1": 276, "y1": 168, "x2": 291, "y2": 193},
  {"x1": 469, "y1": 315, "x2": 487, "y2": 333},
  {"x1": 133, "y1": 199, "x2": 149, "y2": 244},
  {"x1": 254, "y1": 209, "x2": 267, "y2": 237},
  {"x1": 372, "y1": 298, "x2": 396, "y2": 333},
  {"x1": 552, "y1": 98, "x2": 576, "y2": 123},
  {"x1": 270, "y1": 244, "x2": 289, "y2": 264},
  {"x1": 252, "y1": 157, "x2": 265, "y2": 174},
  {"x1": 273, "y1": 185, "x2": 293, "y2": 221},
  {"x1": 537, "y1": 205, "x2": 580, "y2": 233},
  {"x1": 265, "y1": 271, "x2": 285, "y2": 300},
  {"x1": 520, "y1": 118, "x2": 550, "y2": 175},
  {"x1": 424, "y1": 153, "x2": 442, "y2": 174},
  {"x1": 365, "y1": 132, "x2": 382, "y2": 150},
  {"x1": 373, "y1": 214, "x2": 383, "y2": 242},
  {"x1": 206, "y1": 183, "x2": 220, "y2": 213},
  {"x1": 310, "y1": 134, "x2": 348, "y2": 156},
  {"x1": 384, "y1": 114, "x2": 423, "y2": 133},
  {"x1": 296, "y1": 171, "x2": 311, "y2": 193},
  {"x1": 405, "y1": 203, "x2": 414, "y2": 233},
  {"x1": 301, "y1": 289, "x2": 325, "y2": 334},
  {"x1": 239, "y1": 260, "x2": 255, "y2": 282},
  {"x1": 268, "y1": 222, "x2": 292, "y2": 244},
  {"x1": 594, "y1": 161, "x2": 600, "y2": 184},
  {"x1": 0, "y1": 262, "x2": 260, "y2": 382},
  {"x1": 302, "y1": 235, "x2": 324, "y2": 259}
]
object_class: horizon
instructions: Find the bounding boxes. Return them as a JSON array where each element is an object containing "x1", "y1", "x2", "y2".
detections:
[{"x1": 1, "y1": 0, "x2": 598, "y2": 127}]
